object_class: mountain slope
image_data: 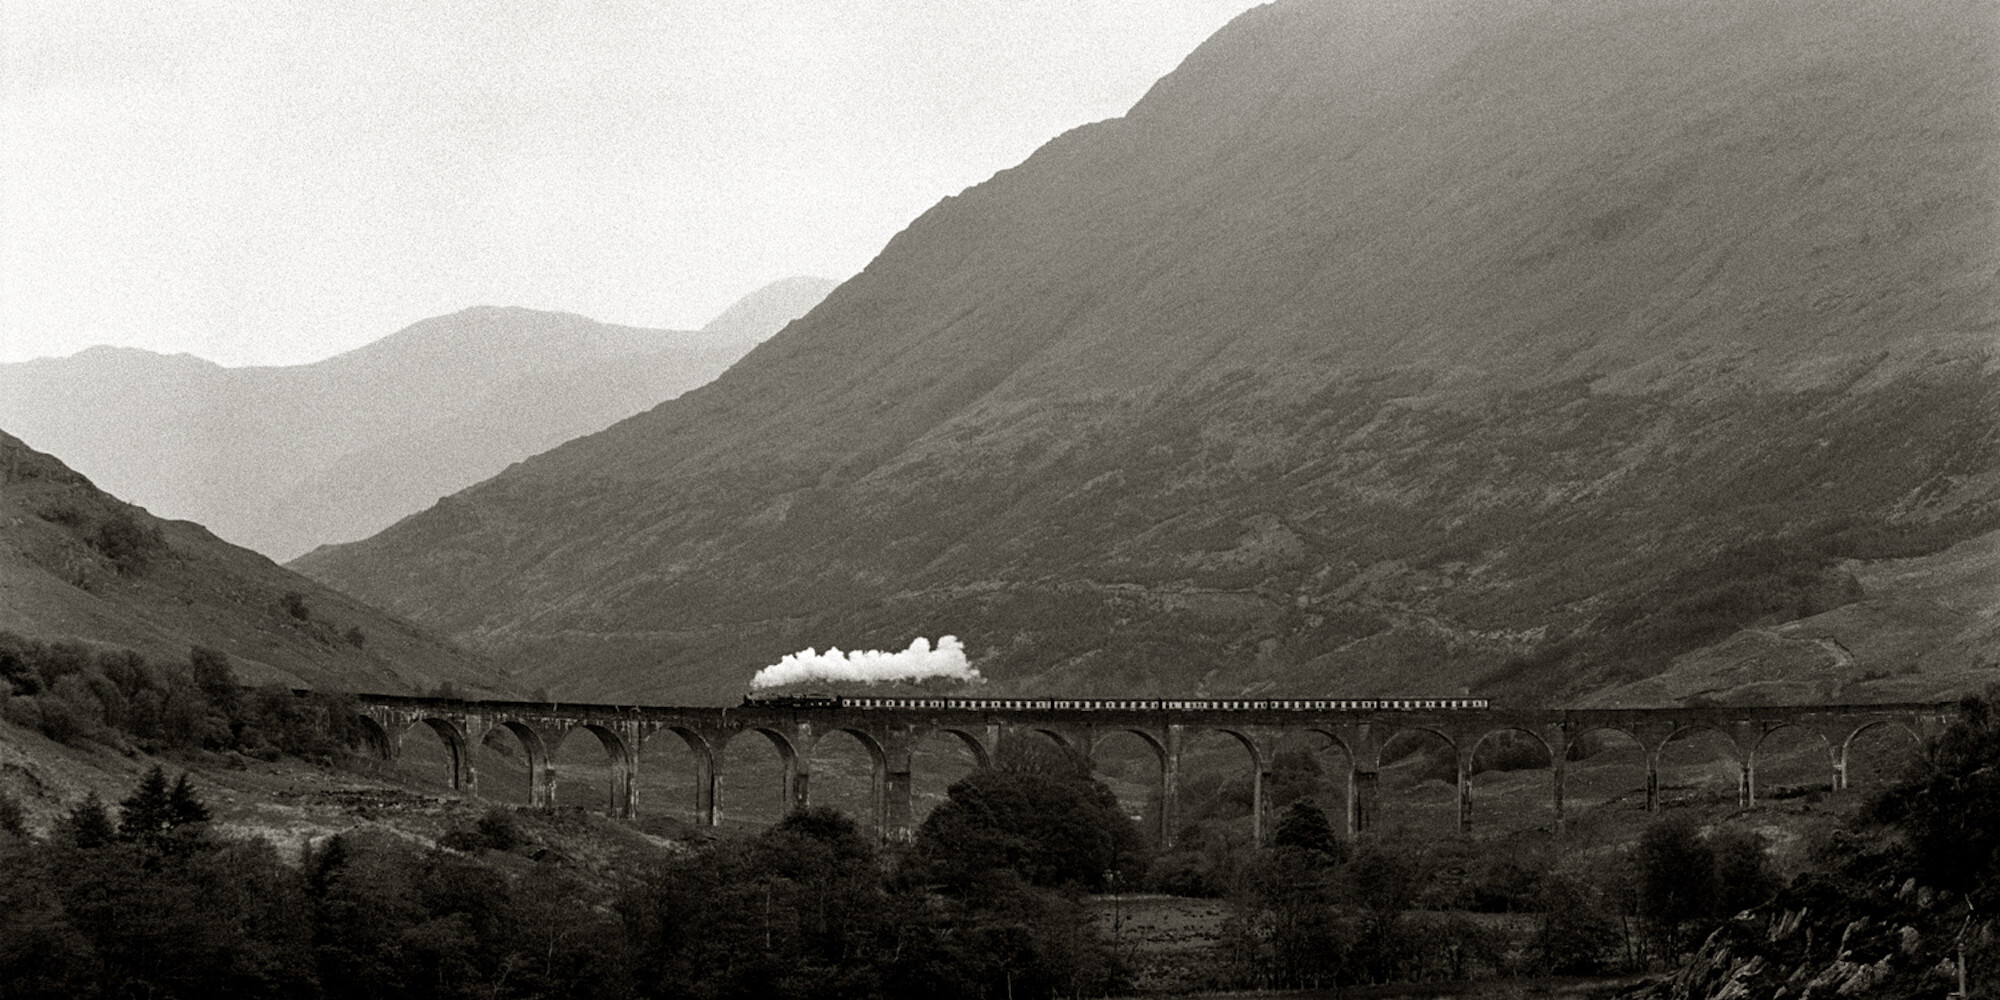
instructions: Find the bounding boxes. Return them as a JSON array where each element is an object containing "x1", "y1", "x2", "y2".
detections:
[
  {"x1": 0, "y1": 278, "x2": 834, "y2": 560},
  {"x1": 296, "y1": 0, "x2": 2000, "y2": 705},
  {"x1": 0, "y1": 430, "x2": 496, "y2": 694}
]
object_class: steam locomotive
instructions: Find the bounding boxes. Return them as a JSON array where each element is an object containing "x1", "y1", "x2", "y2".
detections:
[{"x1": 738, "y1": 695, "x2": 1489, "y2": 712}]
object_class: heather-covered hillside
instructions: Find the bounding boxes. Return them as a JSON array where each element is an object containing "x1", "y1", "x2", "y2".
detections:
[{"x1": 297, "y1": 0, "x2": 2000, "y2": 705}]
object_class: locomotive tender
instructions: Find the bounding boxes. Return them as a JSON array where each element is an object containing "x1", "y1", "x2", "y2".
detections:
[{"x1": 739, "y1": 695, "x2": 1490, "y2": 712}]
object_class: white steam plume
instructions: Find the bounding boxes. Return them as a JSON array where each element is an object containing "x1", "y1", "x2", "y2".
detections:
[{"x1": 750, "y1": 636, "x2": 978, "y2": 690}]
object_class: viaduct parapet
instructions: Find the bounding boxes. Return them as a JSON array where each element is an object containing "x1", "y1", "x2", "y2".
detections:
[{"x1": 347, "y1": 695, "x2": 1956, "y2": 846}]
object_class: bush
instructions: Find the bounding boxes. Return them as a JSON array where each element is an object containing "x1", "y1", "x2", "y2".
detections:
[
  {"x1": 444, "y1": 806, "x2": 527, "y2": 853},
  {"x1": 1271, "y1": 799, "x2": 1346, "y2": 863},
  {"x1": 0, "y1": 790, "x2": 24, "y2": 839},
  {"x1": 90, "y1": 510, "x2": 162, "y2": 574},
  {"x1": 912, "y1": 743, "x2": 1148, "y2": 893}
]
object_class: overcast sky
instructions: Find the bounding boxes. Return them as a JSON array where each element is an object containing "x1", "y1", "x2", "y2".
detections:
[{"x1": 1, "y1": 1, "x2": 1265, "y2": 367}]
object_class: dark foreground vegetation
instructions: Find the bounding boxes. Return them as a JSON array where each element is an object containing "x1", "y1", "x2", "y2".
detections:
[
  {"x1": 1633, "y1": 691, "x2": 2000, "y2": 1000},
  {"x1": 3, "y1": 632, "x2": 1994, "y2": 998},
  {"x1": 0, "y1": 736, "x2": 1143, "y2": 1000}
]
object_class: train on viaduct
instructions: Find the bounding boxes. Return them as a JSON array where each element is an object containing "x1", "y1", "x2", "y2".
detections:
[{"x1": 345, "y1": 693, "x2": 1957, "y2": 846}]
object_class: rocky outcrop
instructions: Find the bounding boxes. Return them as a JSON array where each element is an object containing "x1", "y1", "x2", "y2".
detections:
[{"x1": 1639, "y1": 873, "x2": 1988, "y2": 1000}]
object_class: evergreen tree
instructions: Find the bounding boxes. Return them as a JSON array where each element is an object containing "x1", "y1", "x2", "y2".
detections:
[
  {"x1": 166, "y1": 773, "x2": 210, "y2": 829},
  {"x1": 56, "y1": 792, "x2": 114, "y2": 850},
  {"x1": 117, "y1": 764, "x2": 173, "y2": 841}
]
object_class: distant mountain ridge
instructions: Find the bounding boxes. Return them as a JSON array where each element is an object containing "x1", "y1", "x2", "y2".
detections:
[
  {"x1": 0, "y1": 278, "x2": 835, "y2": 560},
  {"x1": 296, "y1": 0, "x2": 1999, "y2": 706}
]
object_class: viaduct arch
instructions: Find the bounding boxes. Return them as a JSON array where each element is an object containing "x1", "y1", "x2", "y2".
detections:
[{"x1": 354, "y1": 695, "x2": 1955, "y2": 846}]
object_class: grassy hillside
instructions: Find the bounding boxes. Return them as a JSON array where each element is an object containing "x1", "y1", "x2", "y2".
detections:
[{"x1": 0, "y1": 430, "x2": 499, "y2": 695}]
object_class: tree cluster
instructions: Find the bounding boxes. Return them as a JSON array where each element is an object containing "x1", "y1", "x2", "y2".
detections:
[
  {"x1": 1208, "y1": 796, "x2": 1782, "y2": 990},
  {"x1": 0, "y1": 631, "x2": 360, "y2": 759},
  {"x1": 0, "y1": 745, "x2": 1144, "y2": 1000}
]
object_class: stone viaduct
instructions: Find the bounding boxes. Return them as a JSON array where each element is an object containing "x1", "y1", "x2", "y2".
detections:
[{"x1": 348, "y1": 694, "x2": 1957, "y2": 846}]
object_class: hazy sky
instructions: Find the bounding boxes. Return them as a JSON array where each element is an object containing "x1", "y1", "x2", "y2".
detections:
[{"x1": 1, "y1": 1, "x2": 1265, "y2": 367}]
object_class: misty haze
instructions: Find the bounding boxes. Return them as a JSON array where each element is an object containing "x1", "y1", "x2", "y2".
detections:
[{"x1": 1, "y1": 2, "x2": 1996, "y2": 999}]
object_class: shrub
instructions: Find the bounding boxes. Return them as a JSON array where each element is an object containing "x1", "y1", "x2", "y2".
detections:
[
  {"x1": 0, "y1": 790, "x2": 24, "y2": 838},
  {"x1": 913, "y1": 746, "x2": 1148, "y2": 892},
  {"x1": 90, "y1": 510, "x2": 162, "y2": 574}
]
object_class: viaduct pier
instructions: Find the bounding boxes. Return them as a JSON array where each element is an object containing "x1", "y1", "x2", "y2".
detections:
[{"x1": 348, "y1": 694, "x2": 1955, "y2": 846}]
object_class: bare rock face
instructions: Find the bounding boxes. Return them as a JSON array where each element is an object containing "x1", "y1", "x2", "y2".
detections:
[{"x1": 297, "y1": 0, "x2": 1999, "y2": 705}]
